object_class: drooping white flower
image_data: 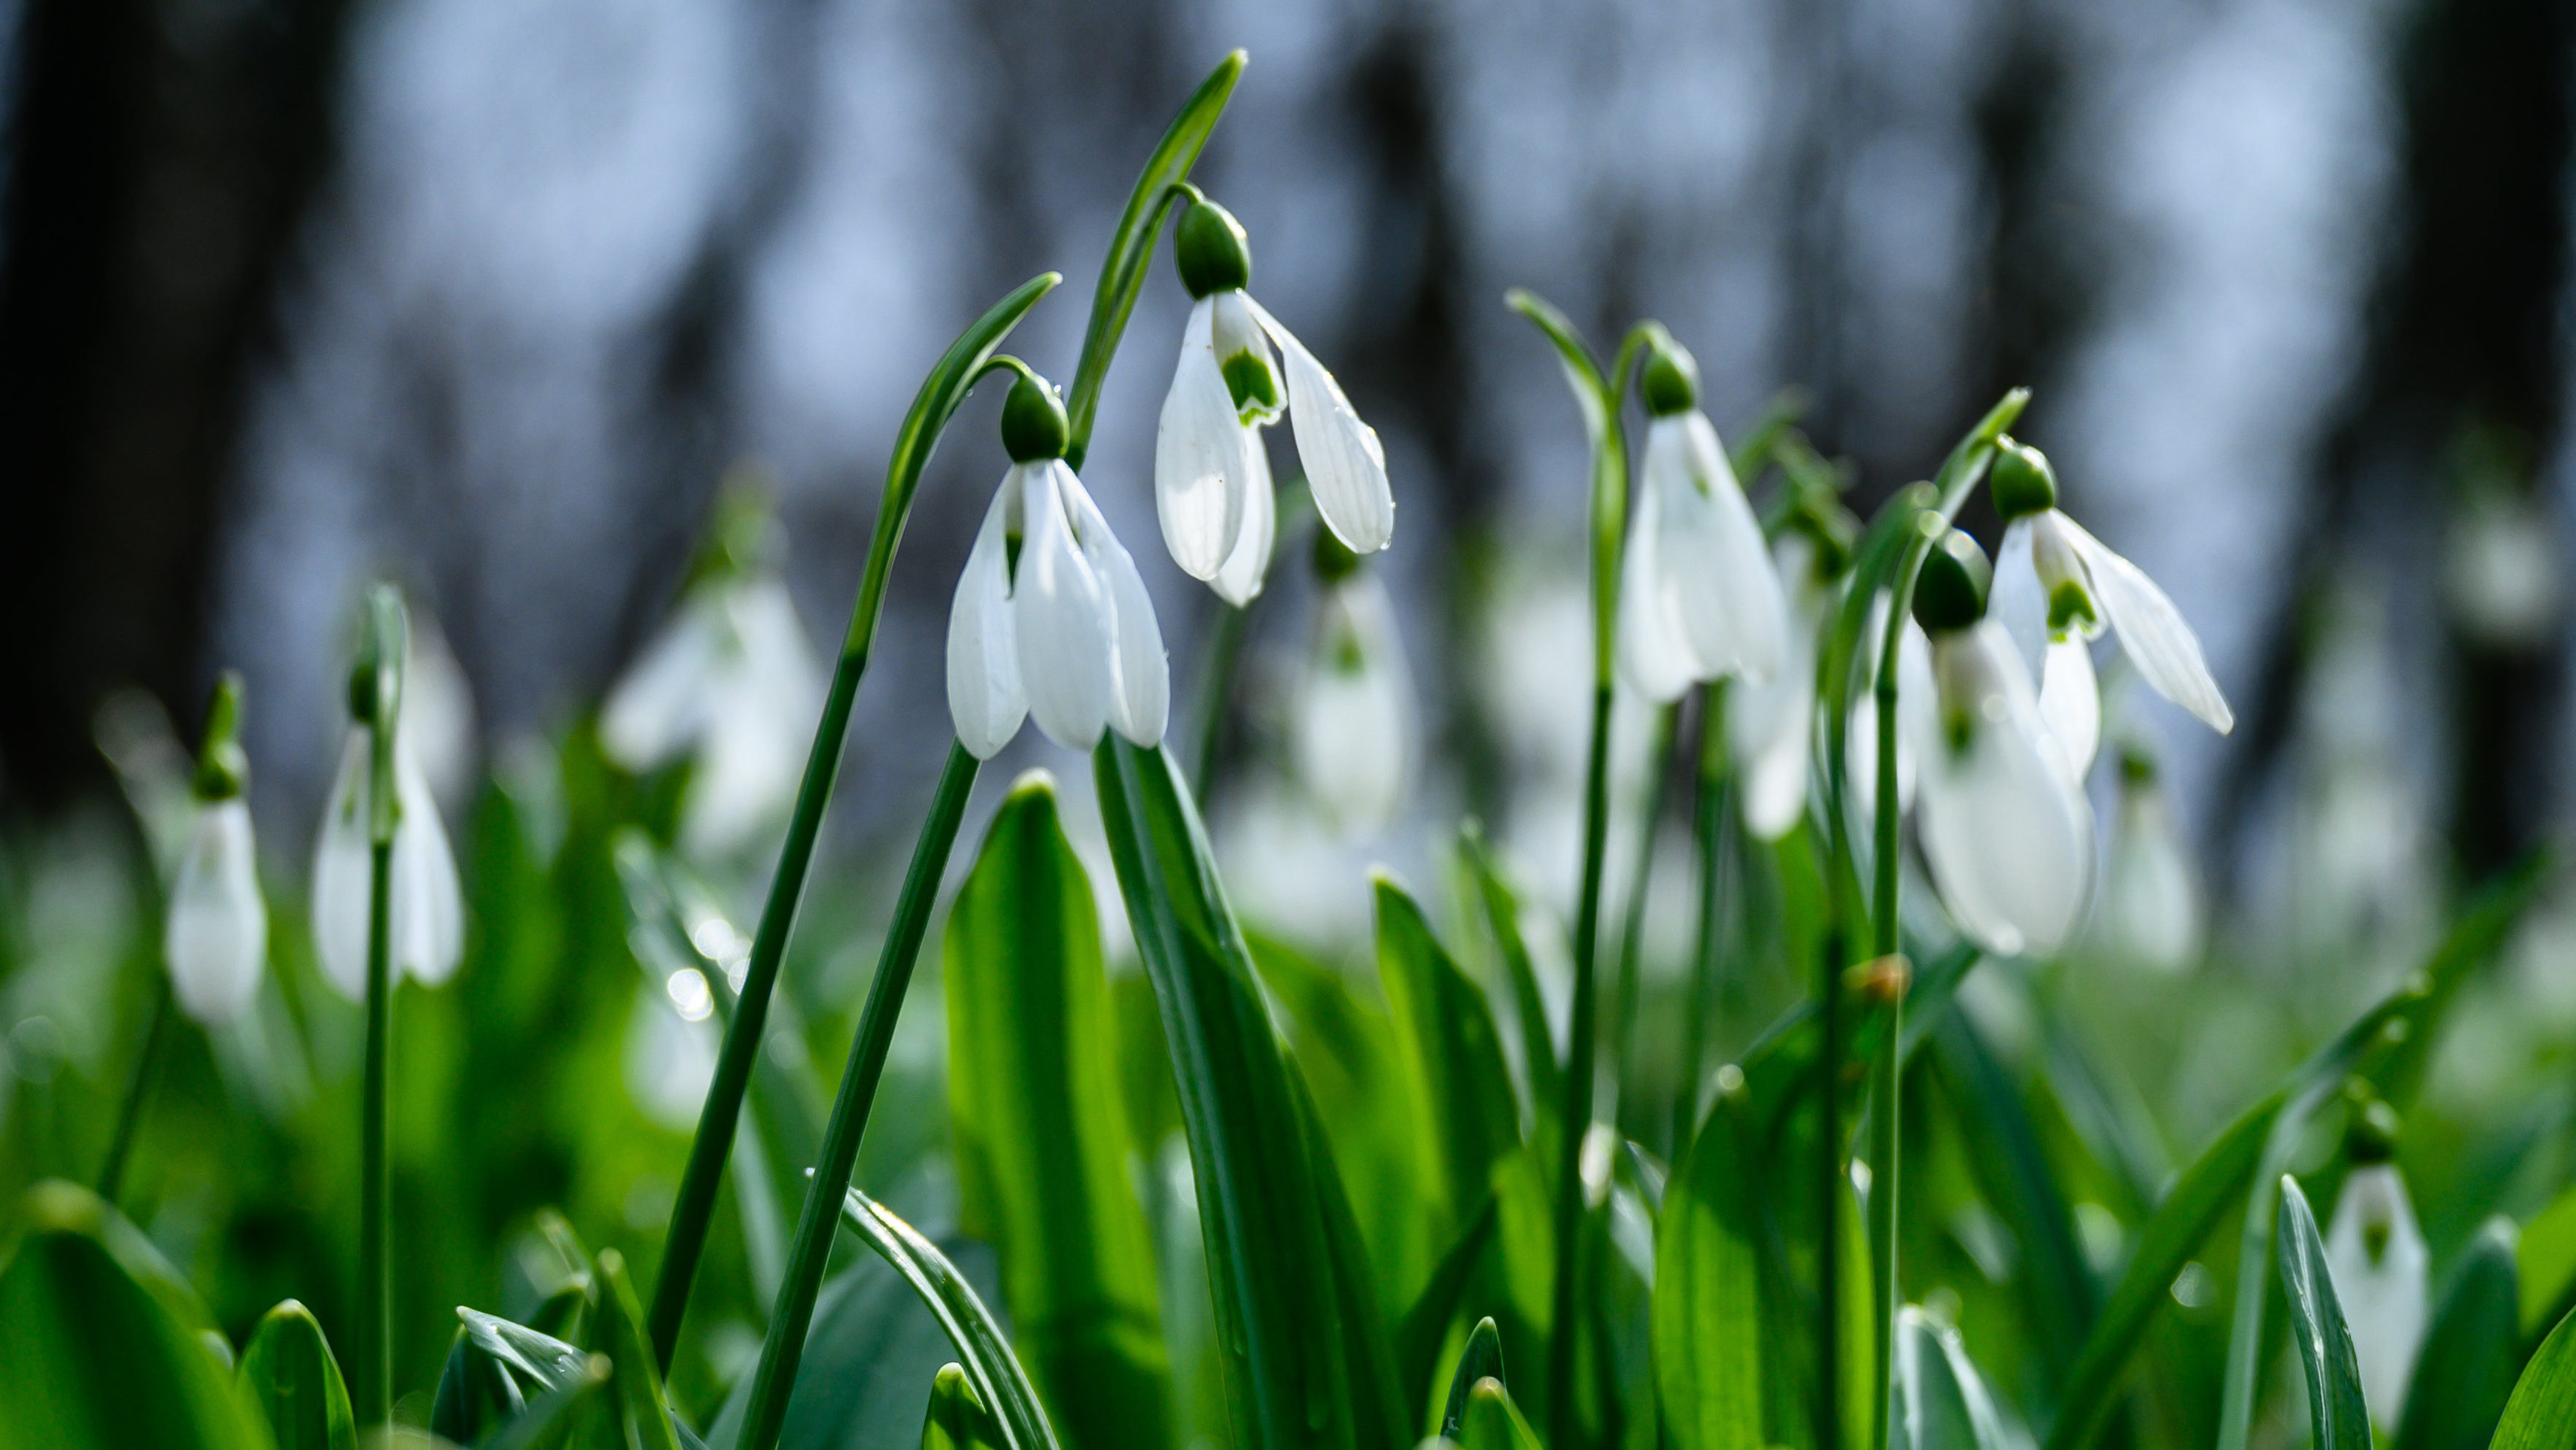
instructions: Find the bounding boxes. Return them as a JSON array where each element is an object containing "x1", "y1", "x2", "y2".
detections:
[
  {"x1": 1293, "y1": 569, "x2": 1413, "y2": 837},
  {"x1": 1615, "y1": 344, "x2": 1789, "y2": 703},
  {"x1": 401, "y1": 609, "x2": 480, "y2": 814},
  {"x1": 2324, "y1": 1161, "x2": 2429, "y2": 1429},
  {"x1": 1905, "y1": 530, "x2": 2095, "y2": 958},
  {"x1": 1730, "y1": 532, "x2": 1833, "y2": 840},
  {"x1": 2096, "y1": 749, "x2": 2204, "y2": 972},
  {"x1": 948, "y1": 373, "x2": 1168, "y2": 759},
  {"x1": 167, "y1": 798, "x2": 267, "y2": 1025},
  {"x1": 312, "y1": 722, "x2": 464, "y2": 999},
  {"x1": 1156, "y1": 198, "x2": 1391, "y2": 602},
  {"x1": 1988, "y1": 439, "x2": 2232, "y2": 742},
  {"x1": 602, "y1": 495, "x2": 825, "y2": 858}
]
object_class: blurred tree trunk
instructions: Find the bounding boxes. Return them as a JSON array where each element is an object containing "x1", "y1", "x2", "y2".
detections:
[{"x1": 0, "y1": 0, "x2": 352, "y2": 804}]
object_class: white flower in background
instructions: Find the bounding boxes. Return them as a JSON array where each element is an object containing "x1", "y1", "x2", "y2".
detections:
[
  {"x1": 1156, "y1": 195, "x2": 1391, "y2": 603},
  {"x1": 1987, "y1": 438, "x2": 2232, "y2": 759},
  {"x1": 2324, "y1": 1125, "x2": 2428, "y2": 1430},
  {"x1": 1729, "y1": 531, "x2": 1836, "y2": 840},
  {"x1": 164, "y1": 674, "x2": 268, "y2": 1026},
  {"x1": 949, "y1": 371, "x2": 1168, "y2": 758},
  {"x1": 312, "y1": 638, "x2": 465, "y2": 1000},
  {"x1": 1293, "y1": 558, "x2": 1413, "y2": 837},
  {"x1": 602, "y1": 484, "x2": 825, "y2": 858},
  {"x1": 1906, "y1": 531, "x2": 2095, "y2": 958},
  {"x1": 2096, "y1": 748, "x2": 2205, "y2": 972},
  {"x1": 403, "y1": 608, "x2": 480, "y2": 813},
  {"x1": 1615, "y1": 341, "x2": 1789, "y2": 703}
]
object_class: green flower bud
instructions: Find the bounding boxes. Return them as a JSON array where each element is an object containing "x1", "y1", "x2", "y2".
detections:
[
  {"x1": 1911, "y1": 526, "x2": 1992, "y2": 634},
  {"x1": 2343, "y1": 1090, "x2": 2401, "y2": 1166},
  {"x1": 1175, "y1": 198, "x2": 1252, "y2": 299},
  {"x1": 347, "y1": 657, "x2": 378, "y2": 724},
  {"x1": 1641, "y1": 338, "x2": 1701, "y2": 418},
  {"x1": 1000, "y1": 373, "x2": 1070, "y2": 463},
  {"x1": 1312, "y1": 525, "x2": 1361, "y2": 585},
  {"x1": 1990, "y1": 437, "x2": 2059, "y2": 522}
]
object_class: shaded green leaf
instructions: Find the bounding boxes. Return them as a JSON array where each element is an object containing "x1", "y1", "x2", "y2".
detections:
[
  {"x1": 1460, "y1": 825, "x2": 1563, "y2": 1139},
  {"x1": 1444, "y1": 1318, "x2": 1508, "y2": 1441},
  {"x1": 239, "y1": 1300, "x2": 355, "y2": 1450},
  {"x1": 2395, "y1": 1218, "x2": 2521, "y2": 1450},
  {"x1": 841, "y1": 1188, "x2": 1064, "y2": 1450},
  {"x1": 2494, "y1": 1302, "x2": 2576, "y2": 1450},
  {"x1": 1458, "y1": 1377, "x2": 1546, "y2": 1450},
  {"x1": 1654, "y1": 1092, "x2": 1762, "y2": 1450},
  {"x1": 586, "y1": 1249, "x2": 682, "y2": 1450},
  {"x1": 431, "y1": 1325, "x2": 519, "y2": 1444},
  {"x1": 1399, "y1": 1198, "x2": 1500, "y2": 1415},
  {"x1": 2278, "y1": 1176, "x2": 2371, "y2": 1450},
  {"x1": 922, "y1": 1364, "x2": 1008, "y2": 1450},
  {"x1": 945, "y1": 772, "x2": 1171, "y2": 1450},
  {"x1": 1374, "y1": 874, "x2": 1520, "y2": 1243},
  {"x1": 1892, "y1": 1309, "x2": 2006, "y2": 1450}
]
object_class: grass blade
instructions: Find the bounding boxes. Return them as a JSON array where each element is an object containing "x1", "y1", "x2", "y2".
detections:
[
  {"x1": 842, "y1": 1188, "x2": 1064, "y2": 1450},
  {"x1": 2277, "y1": 1176, "x2": 2372, "y2": 1450},
  {"x1": 946, "y1": 772, "x2": 1171, "y2": 1450},
  {"x1": 239, "y1": 1300, "x2": 356, "y2": 1450}
]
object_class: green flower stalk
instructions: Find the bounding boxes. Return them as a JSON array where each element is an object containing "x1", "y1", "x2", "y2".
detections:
[{"x1": 346, "y1": 584, "x2": 408, "y2": 1433}]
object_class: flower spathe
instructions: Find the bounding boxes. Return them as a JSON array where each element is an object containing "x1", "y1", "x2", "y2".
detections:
[
  {"x1": 1906, "y1": 619, "x2": 2096, "y2": 957},
  {"x1": 1615, "y1": 411, "x2": 1790, "y2": 703},
  {"x1": 2324, "y1": 1163, "x2": 2429, "y2": 1428},
  {"x1": 948, "y1": 459, "x2": 1169, "y2": 758},
  {"x1": 165, "y1": 797, "x2": 267, "y2": 1025},
  {"x1": 1992, "y1": 508, "x2": 2232, "y2": 740},
  {"x1": 312, "y1": 724, "x2": 464, "y2": 999},
  {"x1": 1293, "y1": 571, "x2": 1412, "y2": 837}
]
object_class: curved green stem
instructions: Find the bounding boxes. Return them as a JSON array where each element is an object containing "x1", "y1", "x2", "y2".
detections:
[
  {"x1": 648, "y1": 274, "x2": 1059, "y2": 1371},
  {"x1": 1609, "y1": 702, "x2": 1677, "y2": 1141},
  {"x1": 355, "y1": 584, "x2": 406, "y2": 1433},
  {"x1": 735, "y1": 741, "x2": 980, "y2": 1450}
]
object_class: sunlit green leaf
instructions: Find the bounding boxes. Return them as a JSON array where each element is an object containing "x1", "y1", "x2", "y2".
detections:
[
  {"x1": 2494, "y1": 1302, "x2": 2576, "y2": 1450},
  {"x1": 921, "y1": 1363, "x2": 1008, "y2": 1450},
  {"x1": 1457, "y1": 1376, "x2": 1545, "y2": 1450},
  {"x1": 1374, "y1": 875, "x2": 1520, "y2": 1247},
  {"x1": 2394, "y1": 1218, "x2": 2520, "y2": 1450},
  {"x1": 1655, "y1": 1092, "x2": 1762, "y2": 1450}
]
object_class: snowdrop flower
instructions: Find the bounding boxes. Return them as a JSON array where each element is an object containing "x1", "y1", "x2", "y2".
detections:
[
  {"x1": 2324, "y1": 1106, "x2": 2428, "y2": 1429},
  {"x1": 1905, "y1": 530, "x2": 2096, "y2": 958},
  {"x1": 1988, "y1": 439, "x2": 2233, "y2": 759},
  {"x1": 1615, "y1": 341, "x2": 1790, "y2": 703},
  {"x1": 2096, "y1": 748, "x2": 2205, "y2": 972},
  {"x1": 1729, "y1": 528, "x2": 1840, "y2": 840},
  {"x1": 949, "y1": 371, "x2": 1169, "y2": 757},
  {"x1": 165, "y1": 674, "x2": 267, "y2": 1026},
  {"x1": 1156, "y1": 195, "x2": 1391, "y2": 603},
  {"x1": 312, "y1": 627, "x2": 465, "y2": 999},
  {"x1": 1293, "y1": 540, "x2": 1413, "y2": 837},
  {"x1": 602, "y1": 484, "x2": 826, "y2": 858}
]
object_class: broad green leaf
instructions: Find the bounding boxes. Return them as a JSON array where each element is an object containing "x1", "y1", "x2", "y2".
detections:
[
  {"x1": 430, "y1": 1325, "x2": 519, "y2": 1443},
  {"x1": 1654, "y1": 1091, "x2": 1761, "y2": 1450},
  {"x1": 2277, "y1": 1176, "x2": 2371, "y2": 1450},
  {"x1": 922, "y1": 1364, "x2": 1008, "y2": 1450},
  {"x1": 1375, "y1": 875, "x2": 1520, "y2": 1241},
  {"x1": 1458, "y1": 1378, "x2": 1546, "y2": 1450},
  {"x1": 2518, "y1": 1181, "x2": 2576, "y2": 1338},
  {"x1": 1892, "y1": 1309, "x2": 2006, "y2": 1450},
  {"x1": 1293, "y1": 1066, "x2": 1414, "y2": 1448},
  {"x1": 1443, "y1": 1318, "x2": 1508, "y2": 1441},
  {"x1": 1062, "y1": 50, "x2": 1245, "y2": 468},
  {"x1": 1093, "y1": 737, "x2": 1407, "y2": 1450},
  {"x1": 2494, "y1": 1302, "x2": 2576, "y2": 1449},
  {"x1": 1398, "y1": 1198, "x2": 1500, "y2": 1415},
  {"x1": 842, "y1": 1189, "x2": 1064, "y2": 1450},
  {"x1": 2394, "y1": 1218, "x2": 2520, "y2": 1450},
  {"x1": 945, "y1": 772, "x2": 1171, "y2": 1450},
  {"x1": 0, "y1": 1179, "x2": 270, "y2": 1450},
  {"x1": 585, "y1": 1249, "x2": 682, "y2": 1450},
  {"x1": 239, "y1": 1300, "x2": 355, "y2": 1450}
]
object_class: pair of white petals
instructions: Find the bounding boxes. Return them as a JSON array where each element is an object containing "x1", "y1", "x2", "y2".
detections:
[
  {"x1": 601, "y1": 574, "x2": 826, "y2": 858},
  {"x1": 948, "y1": 460, "x2": 1168, "y2": 758},
  {"x1": 2323, "y1": 1163, "x2": 2429, "y2": 1429},
  {"x1": 1156, "y1": 290, "x2": 1393, "y2": 603},
  {"x1": 1993, "y1": 509, "x2": 2234, "y2": 740},
  {"x1": 1728, "y1": 534, "x2": 1832, "y2": 841},
  {"x1": 164, "y1": 799, "x2": 268, "y2": 1026},
  {"x1": 312, "y1": 726, "x2": 464, "y2": 1000},
  {"x1": 1617, "y1": 412, "x2": 1790, "y2": 705},
  {"x1": 1292, "y1": 574, "x2": 1413, "y2": 837}
]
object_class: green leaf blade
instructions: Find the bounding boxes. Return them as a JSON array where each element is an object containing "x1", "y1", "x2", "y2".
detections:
[
  {"x1": 2277, "y1": 1176, "x2": 2372, "y2": 1450},
  {"x1": 2494, "y1": 1301, "x2": 2576, "y2": 1450},
  {"x1": 1653, "y1": 1096, "x2": 1763, "y2": 1450},
  {"x1": 239, "y1": 1300, "x2": 355, "y2": 1450},
  {"x1": 2394, "y1": 1218, "x2": 2521, "y2": 1450},
  {"x1": 841, "y1": 1188, "x2": 1066, "y2": 1450},
  {"x1": 1892, "y1": 1309, "x2": 2007, "y2": 1450}
]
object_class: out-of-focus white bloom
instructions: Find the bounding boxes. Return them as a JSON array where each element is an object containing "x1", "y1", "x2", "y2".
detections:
[
  {"x1": 1908, "y1": 619, "x2": 2095, "y2": 958},
  {"x1": 2096, "y1": 751, "x2": 2203, "y2": 972},
  {"x1": 2324, "y1": 1163, "x2": 2429, "y2": 1428},
  {"x1": 603, "y1": 560, "x2": 824, "y2": 858},
  {"x1": 1730, "y1": 532, "x2": 1833, "y2": 840},
  {"x1": 312, "y1": 724, "x2": 464, "y2": 999},
  {"x1": 1293, "y1": 570, "x2": 1413, "y2": 837},
  {"x1": 1615, "y1": 404, "x2": 1788, "y2": 702},
  {"x1": 1848, "y1": 592, "x2": 1933, "y2": 826},
  {"x1": 93, "y1": 689, "x2": 197, "y2": 878},
  {"x1": 1158, "y1": 198, "x2": 1390, "y2": 602},
  {"x1": 1989, "y1": 441, "x2": 2232, "y2": 740},
  {"x1": 402, "y1": 610, "x2": 479, "y2": 813},
  {"x1": 166, "y1": 799, "x2": 267, "y2": 1025},
  {"x1": 949, "y1": 379, "x2": 1167, "y2": 759},
  {"x1": 624, "y1": 980, "x2": 718, "y2": 1133}
]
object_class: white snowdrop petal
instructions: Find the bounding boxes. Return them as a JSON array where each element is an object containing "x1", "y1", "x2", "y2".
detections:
[
  {"x1": 1916, "y1": 624, "x2": 2095, "y2": 956},
  {"x1": 600, "y1": 595, "x2": 723, "y2": 771},
  {"x1": 1154, "y1": 298, "x2": 1251, "y2": 580},
  {"x1": 2101, "y1": 783, "x2": 2202, "y2": 972},
  {"x1": 1013, "y1": 465, "x2": 1116, "y2": 750},
  {"x1": 1614, "y1": 478, "x2": 1702, "y2": 703},
  {"x1": 948, "y1": 477, "x2": 1029, "y2": 759},
  {"x1": 1989, "y1": 516, "x2": 2049, "y2": 684},
  {"x1": 2324, "y1": 1165, "x2": 2429, "y2": 1428},
  {"x1": 1210, "y1": 428, "x2": 1277, "y2": 606},
  {"x1": 393, "y1": 740, "x2": 464, "y2": 986},
  {"x1": 1062, "y1": 469, "x2": 1170, "y2": 748},
  {"x1": 1730, "y1": 539, "x2": 1825, "y2": 840},
  {"x1": 1248, "y1": 297, "x2": 1393, "y2": 554},
  {"x1": 2057, "y1": 514, "x2": 2235, "y2": 732},
  {"x1": 2038, "y1": 636, "x2": 2101, "y2": 780},
  {"x1": 1658, "y1": 414, "x2": 1788, "y2": 683},
  {"x1": 310, "y1": 730, "x2": 376, "y2": 1001},
  {"x1": 1850, "y1": 602, "x2": 1930, "y2": 823},
  {"x1": 165, "y1": 799, "x2": 267, "y2": 1025}
]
